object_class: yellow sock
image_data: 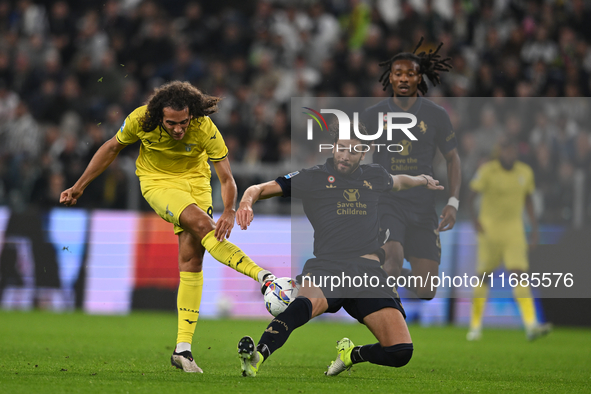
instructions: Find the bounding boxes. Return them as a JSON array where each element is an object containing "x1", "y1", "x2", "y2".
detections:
[
  {"x1": 470, "y1": 284, "x2": 488, "y2": 330},
  {"x1": 513, "y1": 285, "x2": 537, "y2": 327},
  {"x1": 176, "y1": 271, "x2": 203, "y2": 345},
  {"x1": 201, "y1": 230, "x2": 263, "y2": 281}
]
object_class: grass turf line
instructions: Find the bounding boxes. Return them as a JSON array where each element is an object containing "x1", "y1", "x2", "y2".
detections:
[{"x1": 0, "y1": 310, "x2": 589, "y2": 393}]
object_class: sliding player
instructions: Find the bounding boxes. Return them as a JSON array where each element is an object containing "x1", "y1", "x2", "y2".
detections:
[{"x1": 235, "y1": 125, "x2": 443, "y2": 377}]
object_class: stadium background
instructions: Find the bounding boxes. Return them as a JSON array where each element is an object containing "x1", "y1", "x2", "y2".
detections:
[{"x1": 0, "y1": 0, "x2": 590, "y2": 327}]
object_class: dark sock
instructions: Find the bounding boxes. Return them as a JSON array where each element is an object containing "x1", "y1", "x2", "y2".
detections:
[
  {"x1": 256, "y1": 297, "x2": 312, "y2": 360},
  {"x1": 355, "y1": 343, "x2": 413, "y2": 367},
  {"x1": 350, "y1": 346, "x2": 364, "y2": 363}
]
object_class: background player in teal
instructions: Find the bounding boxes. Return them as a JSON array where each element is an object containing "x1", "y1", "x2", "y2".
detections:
[
  {"x1": 363, "y1": 39, "x2": 462, "y2": 299},
  {"x1": 235, "y1": 125, "x2": 443, "y2": 377}
]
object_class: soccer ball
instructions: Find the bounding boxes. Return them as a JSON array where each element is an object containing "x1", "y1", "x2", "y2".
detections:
[{"x1": 263, "y1": 277, "x2": 299, "y2": 317}]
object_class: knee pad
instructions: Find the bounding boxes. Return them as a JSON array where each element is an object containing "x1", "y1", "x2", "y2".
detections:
[{"x1": 384, "y1": 343, "x2": 413, "y2": 367}]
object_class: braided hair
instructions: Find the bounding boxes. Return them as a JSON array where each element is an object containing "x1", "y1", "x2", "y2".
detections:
[{"x1": 378, "y1": 37, "x2": 452, "y2": 95}]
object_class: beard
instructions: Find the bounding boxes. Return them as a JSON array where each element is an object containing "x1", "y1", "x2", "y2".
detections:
[{"x1": 334, "y1": 160, "x2": 359, "y2": 175}]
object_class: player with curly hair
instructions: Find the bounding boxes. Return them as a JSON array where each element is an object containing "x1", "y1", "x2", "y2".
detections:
[
  {"x1": 60, "y1": 81, "x2": 275, "y2": 373},
  {"x1": 362, "y1": 38, "x2": 461, "y2": 299}
]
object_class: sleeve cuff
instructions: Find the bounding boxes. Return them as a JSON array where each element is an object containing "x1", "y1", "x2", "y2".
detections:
[{"x1": 209, "y1": 153, "x2": 228, "y2": 162}]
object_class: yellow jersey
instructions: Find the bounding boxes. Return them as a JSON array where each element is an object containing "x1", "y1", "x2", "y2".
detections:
[
  {"x1": 469, "y1": 159, "x2": 534, "y2": 230},
  {"x1": 115, "y1": 106, "x2": 228, "y2": 181}
]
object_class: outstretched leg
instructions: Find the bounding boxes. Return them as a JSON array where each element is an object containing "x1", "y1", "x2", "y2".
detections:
[
  {"x1": 239, "y1": 285, "x2": 328, "y2": 377},
  {"x1": 172, "y1": 204, "x2": 273, "y2": 373},
  {"x1": 179, "y1": 204, "x2": 273, "y2": 285}
]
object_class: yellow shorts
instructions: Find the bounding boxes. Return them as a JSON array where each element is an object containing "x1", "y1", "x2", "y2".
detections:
[
  {"x1": 141, "y1": 177, "x2": 213, "y2": 235},
  {"x1": 477, "y1": 233, "x2": 529, "y2": 274}
]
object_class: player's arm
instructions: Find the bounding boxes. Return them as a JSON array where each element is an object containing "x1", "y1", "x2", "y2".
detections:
[
  {"x1": 467, "y1": 189, "x2": 483, "y2": 233},
  {"x1": 525, "y1": 193, "x2": 539, "y2": 249},
  {"x1": 212, "y1": 157, "x2": 238, "y2": 241},
  {"x1": 237, "y1": 181, "x2": 284, "y2": 230},
  {"x1": 438, "y1": 148, "x2": 462, "y2": 231},
  {"x1": 391, "y1": 174, "x2": 444, "y2": 192},
  {"x1": 60, "y1": 136, "x2": 127, "y2": 206}
]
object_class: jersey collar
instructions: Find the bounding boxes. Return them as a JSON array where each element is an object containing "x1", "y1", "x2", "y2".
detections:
[{"x1": 387, "y1": 96, "x2": 423, "y2": 115}]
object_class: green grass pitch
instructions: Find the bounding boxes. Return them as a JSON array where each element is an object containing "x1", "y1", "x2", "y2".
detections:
[{"x1": 0, "y1": 310, "x2": 589, "y2": 393}]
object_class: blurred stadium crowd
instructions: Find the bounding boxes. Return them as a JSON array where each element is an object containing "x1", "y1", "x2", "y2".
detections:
[{"x1": 0, "y1": 0, "x2": 589, "y2": 225}]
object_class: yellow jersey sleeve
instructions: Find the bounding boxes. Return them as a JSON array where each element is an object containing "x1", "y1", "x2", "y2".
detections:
[
  {"x1": 469, "y1": 162, "x2": 490, "y2": 192},
  {"x1": 115, "y1": 107, "x2": 144, "y2": 145},
  {"x1": 199, "y1": 116, "x2": 228, "y2": 162}
]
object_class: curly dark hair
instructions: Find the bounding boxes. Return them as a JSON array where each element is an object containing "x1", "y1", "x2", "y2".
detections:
[
  {"x1": 140, "y1": 81, "x2": 221, "y2": 139},
  {"x1": 329, "y1": 119, "x2": 368, "y2": 144},
  {"x1": 378, "y1": 37, "x2": 452, "y2": 96}
]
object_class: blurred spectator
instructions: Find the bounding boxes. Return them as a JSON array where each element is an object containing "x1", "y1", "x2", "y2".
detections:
[
  {"x1": 48, "y1": 1, "x2": 77, "y2": 66},
  {"x1": 521, "y1": 26, "x2": 558, "y2": 65},
  {"x1": 0, "y1": 79, "x2": 18, "y2": 122},
  {"x1": 156, "y1": 45, "x2": 204, "y2": 85},
  {"x1": 304, "y1": 2, "x2": 339, "y2": 67},
  {"x1": 1, "y1": 99, "x2": 41, "y2": 158},
  {"x1": 0, "y1": 0, "x2": 585, "y2": 225}
]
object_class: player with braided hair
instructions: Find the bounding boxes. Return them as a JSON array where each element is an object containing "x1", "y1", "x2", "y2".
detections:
[
  {"x1": 378, "y1": 37, "x2": 452, "y2": 96},
  {"x1": 362, "y1": 38, "x2": 461, "y2": 299}
]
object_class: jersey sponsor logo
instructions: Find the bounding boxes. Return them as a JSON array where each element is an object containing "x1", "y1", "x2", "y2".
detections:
[
  {"x1": 284, "y1": 171, "x2": 299, "y2": 179},
  {"x1": 210, "y1": 130, "x2": 218, "y2": 140},
  {"x1": 398, "y1": 140, "x2": 413, "y2": 156},
  {"x1": 337, "y1": 192, "x2": 367, "y2": 215},
  {"x1": 183, "y1": 143, "x2": 197, "y2": 152},
  {"x1": 390, "y1": 155, "x2": 419, "y2": 171},
  {"x1": 343, "y1": 189, "x2": 360, "y2": 202},
  {"x1": 119, "y1": 118, "x2": 126, "y2": 133},
  {"x1": 419, "y1": 121, "x2": 428, "y2": 134},
  {"x1": 446, "y1": 131, "x2": 455, "y2": 141},
  {"x1": 363, "y1": 180, "x2": 372, "y2": 190}
]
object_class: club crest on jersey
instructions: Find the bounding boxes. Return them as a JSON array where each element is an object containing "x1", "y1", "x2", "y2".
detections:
[
  {"x1": 183, "y1": 143, "x2": 197, "y2": 152},
  {"x1": 343, "y1": 189, "x2": 360, "y2": 202},
  {"x1": 419, "y1": 121, "x2": 427, "y2": 134},
  {"x1": 328, "y1": 175, "x2": 335, "y2": 183},
  {"x1": 363, "y1": 180, "x2": 372, "y2": 190},
  {"x1": 285, "y1": 171, "x2": 299, "y2": 179}
]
